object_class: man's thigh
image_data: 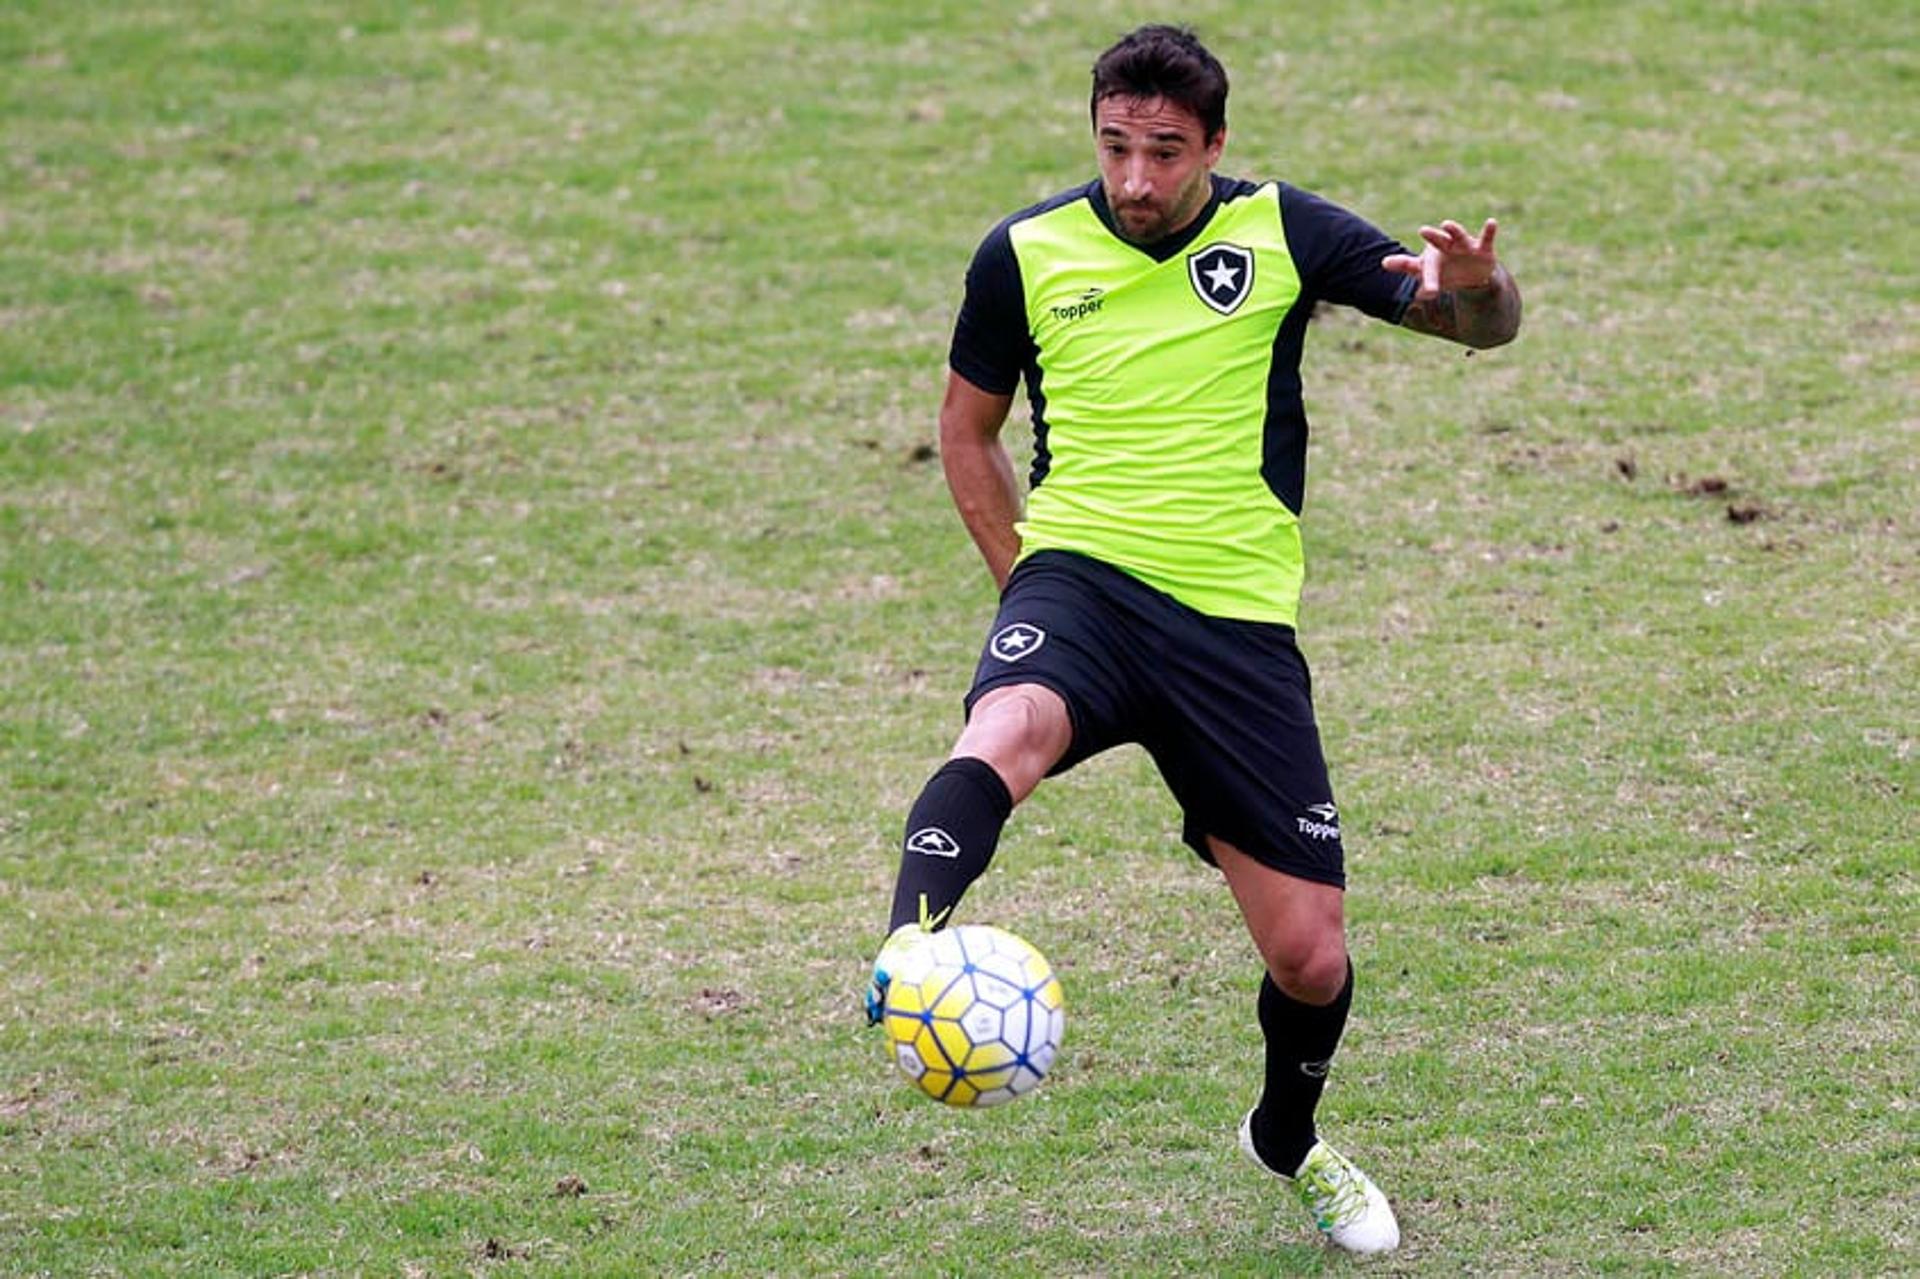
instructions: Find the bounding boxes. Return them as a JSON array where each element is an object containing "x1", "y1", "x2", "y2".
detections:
[{"x1": 961, "y1": 551, "x2": 1149, "y2": 773}]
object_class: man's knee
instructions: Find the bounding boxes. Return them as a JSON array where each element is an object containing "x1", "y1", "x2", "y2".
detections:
[
  {"x1": 1264, "y1": 933, "x2": 1350, "y2": 1006},
  {"x1": 953, "y1": 684, "x2": 1071, "y2": 803},
  {"x1": 1213, "y1": 840, "x2": 1349, "y2": 1004}
]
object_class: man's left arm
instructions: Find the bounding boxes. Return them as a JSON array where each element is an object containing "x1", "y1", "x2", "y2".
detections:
[{"x1": 1383, "y1": 218, "x2": 1522, "y2": 350}]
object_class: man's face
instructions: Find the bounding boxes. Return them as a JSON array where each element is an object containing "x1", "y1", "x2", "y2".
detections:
[{"x1": 1094, "y1": 94, "x2": 1224, "y2": 245}]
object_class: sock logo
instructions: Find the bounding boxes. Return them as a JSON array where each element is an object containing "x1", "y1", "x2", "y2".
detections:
[
  {"x1": 989, "y1": 622, "x2": 1046, "y2": 662},
  {"x1": 1299, "y1": 1057, "x2": 1332, "y2": 1079},
  {"x1": 906, "y1": 826, "x2": 961, "y2": 858}
]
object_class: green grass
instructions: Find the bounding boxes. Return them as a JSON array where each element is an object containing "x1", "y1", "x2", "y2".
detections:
[{"x1": 2, "y1": 0, "x2": 1915, "y2": 1273}]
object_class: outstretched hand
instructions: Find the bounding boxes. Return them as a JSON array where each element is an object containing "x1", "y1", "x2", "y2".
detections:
[{"x1": 1382, "y1": 218, "x2": 1501, "y2": 299}]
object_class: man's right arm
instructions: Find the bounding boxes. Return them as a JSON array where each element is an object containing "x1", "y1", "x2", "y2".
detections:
[
  {"x1": 938, "y1": 371, "x2": 1020, "y2": 590},
  {"x1": 1385, "y1": 219, "x2": 1521, "y2": 349}
]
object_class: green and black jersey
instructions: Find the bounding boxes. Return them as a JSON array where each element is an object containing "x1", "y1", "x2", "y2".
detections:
[{"x1": 949, "y1": 174, "x2": 1416, "y2": 627}]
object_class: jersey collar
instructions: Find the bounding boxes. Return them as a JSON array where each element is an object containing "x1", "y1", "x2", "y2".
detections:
[{"x1": 1086, "y1": 173, "x2": 1230, "y2": 263}]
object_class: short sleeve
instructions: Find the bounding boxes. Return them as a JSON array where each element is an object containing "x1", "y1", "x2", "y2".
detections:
[
  {"x1": 947, "y1": 222, "x2": 1033, "y2": 396},
  {"x1": 1278, "y1": 184, "x2": 1419, "y2": 324}
]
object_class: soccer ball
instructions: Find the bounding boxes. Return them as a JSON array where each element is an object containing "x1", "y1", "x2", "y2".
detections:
[{"x1": 881, "y1": 923, "x2": 1065, "y2": 1107}]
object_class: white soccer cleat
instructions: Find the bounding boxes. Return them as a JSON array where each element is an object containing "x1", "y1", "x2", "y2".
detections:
[{"x1": 1239, "y1": 1111, "x2": 1401, "y2": 1255}]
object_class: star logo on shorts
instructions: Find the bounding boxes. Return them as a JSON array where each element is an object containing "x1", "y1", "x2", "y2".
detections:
[
  {"x1": 906, "y1": 826, "x2": 961, "y2": 858},
  {"x1": 1187, "y1": 242, "x2": 1255, "y2": 315},
  {"x1": 989, "y1": 622, "x2": 1047, "y2": 662}
]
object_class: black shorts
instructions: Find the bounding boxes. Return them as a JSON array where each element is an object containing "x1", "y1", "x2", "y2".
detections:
[{"x1": 963, "y1": 550, "x2": 1347, "y2": 888}]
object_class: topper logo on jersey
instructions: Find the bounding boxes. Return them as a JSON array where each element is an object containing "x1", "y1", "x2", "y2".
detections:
[
  {"x1": 1188, "y1": 242, "x2": 1255, "y2": 315},
  {"x1": 1048, "y1": 287, "x2": 1105, "y2": 324},
  {"x1": 989, "y1": 622, "x2": 1046, "y2": 662}
]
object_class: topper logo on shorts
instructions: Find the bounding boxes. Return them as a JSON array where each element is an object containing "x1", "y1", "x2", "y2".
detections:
[
  {"x1": 989, "y1": 622, "x2": 1046, "y2": 662},
  {"x1": 1297, "y1": 802, "x2": 1341, "y2": 842},
  {"x1": 906, "y1": 827, "x2": 961, "y2": 858}
]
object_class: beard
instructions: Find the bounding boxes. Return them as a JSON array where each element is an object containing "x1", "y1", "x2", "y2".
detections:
[
  {"x1": 1107, "y1": 172, "x2": 1211, "y2": 245},
  {"x1": 1112, "y1": 199, "x2": 1177, "y2": 243}
]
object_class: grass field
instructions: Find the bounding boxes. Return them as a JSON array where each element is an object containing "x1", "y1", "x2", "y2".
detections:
[{"x1": 2, "y1": 1, "x2": 1915, "y2": 1274}]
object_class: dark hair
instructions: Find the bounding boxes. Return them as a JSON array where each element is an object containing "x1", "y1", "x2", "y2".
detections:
[{"x1": 1090, "y1": 25, "x2": 1229, "y2": 141}]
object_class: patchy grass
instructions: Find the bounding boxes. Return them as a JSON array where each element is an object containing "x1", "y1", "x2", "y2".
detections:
[{"x1": 1, "y1": 0, "x2": 1915, "y2": 1274}]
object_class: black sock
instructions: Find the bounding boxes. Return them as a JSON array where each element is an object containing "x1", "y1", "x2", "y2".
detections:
[
  {"x1": 1251, "y1": 961, "x2": 1354, "y2": 1175},
  {"x1": 887, "y1": 757, "x2": 1014, "y2": 932}
]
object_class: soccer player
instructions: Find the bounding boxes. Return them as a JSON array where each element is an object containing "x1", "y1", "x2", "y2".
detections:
[{"x1": 865, "y1": 24, "x2": 1520, "y2": 1255}]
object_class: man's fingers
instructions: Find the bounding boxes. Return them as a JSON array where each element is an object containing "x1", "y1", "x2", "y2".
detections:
[
  {"x1": 1427, "y1": 221, "x2": 1472, "y2": 252},
  {"x1": 1420, "y1": 218, "x2": 1500, "y2": 256},
  {"x1": 1402, "y1": 218, "x2": 1501, "y2": 296}
]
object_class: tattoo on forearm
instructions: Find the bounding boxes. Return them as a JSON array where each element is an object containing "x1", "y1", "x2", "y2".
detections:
[{"x1": 1402, "y1": 267, "x2": 1522, "y2": 349}]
